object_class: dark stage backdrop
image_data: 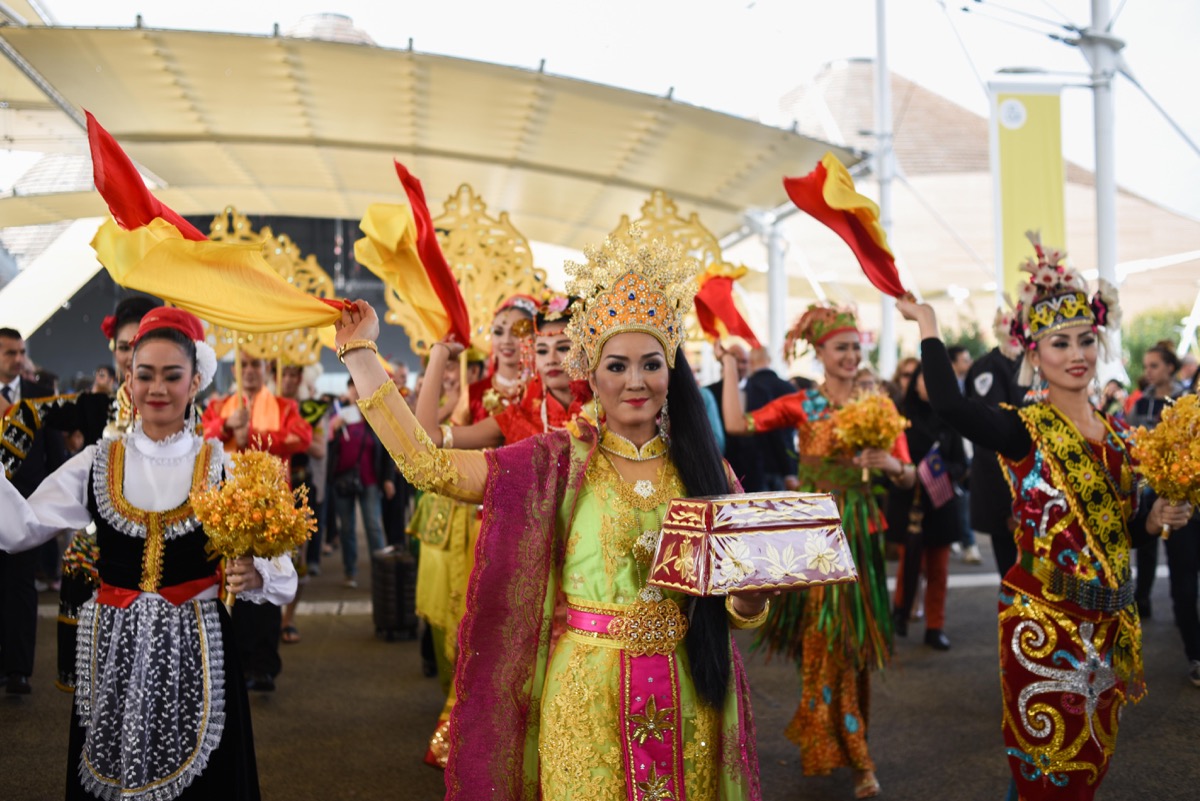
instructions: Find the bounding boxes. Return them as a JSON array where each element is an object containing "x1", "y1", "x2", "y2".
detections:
[{"x1": 19, "y1": 215, "x2": 418, "y2": 397}]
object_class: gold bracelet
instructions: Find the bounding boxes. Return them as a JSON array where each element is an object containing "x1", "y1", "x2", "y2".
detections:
[
  {"x1": 439, "y1": 424, "x2": 454, "y2": 449},
  {"x1": 725, "y1": 595, "x2": 770, "y2": 629},
  {"x1": 337, "y1": 339, "x2": 378, "y2": 363}
]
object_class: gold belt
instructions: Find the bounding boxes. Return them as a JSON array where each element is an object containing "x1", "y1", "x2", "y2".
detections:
[{"x1": 565, "y1": 598, "x2": 688, "y2": 657}]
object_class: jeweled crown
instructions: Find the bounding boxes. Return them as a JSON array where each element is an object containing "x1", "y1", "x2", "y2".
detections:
[{"x1": 564, "y1": 227, "x2": 701, "y2": 377}]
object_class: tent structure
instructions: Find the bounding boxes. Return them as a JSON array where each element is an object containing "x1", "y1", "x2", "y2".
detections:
[
  {"x1": 2, "y1": 16, "x2": 1196, "y2": 365},
  {"x1": 0, "y1": 18, "x2": 857, "y2": 339},
  {"x1": 724, "y1": 60, "x2": 1200, "y2": 359}
]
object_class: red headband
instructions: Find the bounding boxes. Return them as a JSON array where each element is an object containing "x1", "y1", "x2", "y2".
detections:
[{"x1": 130, "y1": 307, "x2": 204, "y2": 346}]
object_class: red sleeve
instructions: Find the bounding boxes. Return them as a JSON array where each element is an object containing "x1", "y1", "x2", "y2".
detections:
[
  {"x1": 749, "y1": 392, "x2": 807, "y2": 434},
  {"x1": 468, "y1": 378, "x2": 489, "y2": 423},
  {"x1": 201, "y1": 397, "x2": 229, "y2": 441},
  {"x1": 254, "y1": 399, "x2": 312, "y2": 458},
  {"x1": 891, "y1": 432, "x2": 912, "y2": 464}
]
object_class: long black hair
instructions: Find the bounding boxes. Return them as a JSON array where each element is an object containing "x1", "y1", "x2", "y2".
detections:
[
  {"x1": 666, "y1": 347, "x2": 733, "y2": 709},
  {"x1": 113, "y1": 296, "x2": 160, "y2": 335}
]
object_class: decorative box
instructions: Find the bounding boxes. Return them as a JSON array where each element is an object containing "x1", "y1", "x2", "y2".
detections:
[{"x1": 648, "y1": 491, "x2": 856, "y2": 596}]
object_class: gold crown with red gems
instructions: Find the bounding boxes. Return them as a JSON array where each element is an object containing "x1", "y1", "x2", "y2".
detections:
[{"x1": 564, "y1": 226, "x2": 701, "y2": 377}]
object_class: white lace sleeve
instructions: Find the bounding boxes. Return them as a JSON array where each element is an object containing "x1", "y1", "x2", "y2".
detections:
[
  {"x1": 239, "y1": 555, "x2": 299, "y2": 606},
  {"x1": 0, "y1": 447, "x2": 94, "y2": 552}
]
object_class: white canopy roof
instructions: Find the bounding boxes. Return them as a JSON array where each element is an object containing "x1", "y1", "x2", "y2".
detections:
[{"x1": 0, "y1": 25, "x2": 859, "y2": 250}]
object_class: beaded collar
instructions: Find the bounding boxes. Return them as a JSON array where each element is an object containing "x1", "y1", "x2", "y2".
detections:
[{"x1": 598, "y1": 428, "x2": 667, "y2": 462}]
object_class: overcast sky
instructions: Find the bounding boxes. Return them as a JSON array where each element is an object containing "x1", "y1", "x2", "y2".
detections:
[{"x1": 9, "y1": 0, "x2": 1200, "y2": 221}]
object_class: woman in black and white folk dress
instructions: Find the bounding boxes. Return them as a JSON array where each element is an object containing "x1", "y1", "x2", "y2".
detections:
[{"x1": 0, "y1": 307, "x2": 296, "y2": 801}]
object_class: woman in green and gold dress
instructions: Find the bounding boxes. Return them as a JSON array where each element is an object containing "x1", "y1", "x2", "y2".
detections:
[{"x1": 337, "y1": 232, "x2": 764, "y2": 800}]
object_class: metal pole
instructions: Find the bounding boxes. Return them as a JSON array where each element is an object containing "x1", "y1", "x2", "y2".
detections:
[
  {"x1": 1079, "y1": 0, "x2": 1124, "y2": 370},
  {"x1": 875, "y1": 0, "x2": 897, "y2": 378},
  {"x1": 766, "y1": 221, "x2": 789, "y2": 376}
]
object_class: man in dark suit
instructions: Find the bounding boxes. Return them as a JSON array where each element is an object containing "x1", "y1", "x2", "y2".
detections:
[
  {"x1": 963, "y1": 340, "x2": 1023, "y2": 578},
  {"x1": 0, "y1": 327, "x2": 69, "y2": 694},
  {"x1": 706, "y1": 342, "x2": 797, "y2": 493},
  {"x1": 744, "y1": 347, "x2": 799, "y2": 491}
]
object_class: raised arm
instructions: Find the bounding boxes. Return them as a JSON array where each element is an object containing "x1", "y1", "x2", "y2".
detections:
[
  {"x1": 0, "y1": 447, "x2": 93, "y2": 552},
  {"x1": 336, "y1": 301, "x2": 486, "y2": 503},
  {"x1": 415, "y1": 341, "x2": 505, "y2": 451},
  {"x1": 897, "y1": 297, "x2": 1030, "y2": 460},
  {"x1": 719, "y1": 351, "x2": 749, "y2": 434}
]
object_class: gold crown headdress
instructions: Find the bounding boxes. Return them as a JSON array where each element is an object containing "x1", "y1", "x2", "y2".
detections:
[{"x1": 563, "y1": 226, "x2": 702, "y2": 377}]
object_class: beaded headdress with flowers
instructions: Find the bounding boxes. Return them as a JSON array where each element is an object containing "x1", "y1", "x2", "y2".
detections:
[
  {"x1": 563, "y1": 227, "x2": 701, "y2": 378},
  {"x1": 783, "y1": 303, "x2": 859, "y2": 361},
  {"x1": 535, "y1": 291, "x2": 576, "y2": 331},
  {"x1": 1009, "y1": 231, "x2": 1120, "y2": 384}
]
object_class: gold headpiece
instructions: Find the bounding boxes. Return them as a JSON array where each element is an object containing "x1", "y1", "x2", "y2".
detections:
[{"x1": 564, "y1": 226, "x2": 701, "y2": 377}]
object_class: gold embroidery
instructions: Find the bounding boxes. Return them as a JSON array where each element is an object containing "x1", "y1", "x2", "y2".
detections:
[
  {"x1": 636, "y1": 765, "x2": 676, "y2": 801},
  {"x1": 357, "y1": 380, "x2": 462, "y2": 494},
  {"x1": 629, "y1": 693, "x2": 675, "y2": 744},
  {"x1": 683, "y1": 701, "x2": 720, "y2": 801},
  {"x1": 998, "y1": 591, "x2": 1120, "y2": 786},
  {"x1": 538, "y1": 644, "x2": 624, "y2": 799},
  {"x1": 104, "y1": 440, "x2": 211, "y2": 593},
  {"x1": 598, "y1": 428, "x2": 668, "y2": 462},
  {"x1": 1019, "y1": 404, "x2": 1133, "y2": 586}
]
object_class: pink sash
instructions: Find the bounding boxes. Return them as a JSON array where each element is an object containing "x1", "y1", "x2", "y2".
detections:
[{"x1": 566, "y1": 604, "x2": 687, "y2": 800}]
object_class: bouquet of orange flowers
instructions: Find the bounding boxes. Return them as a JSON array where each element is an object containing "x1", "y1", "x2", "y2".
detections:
[
  {"x1": 831, "y1": 391, "x2": 910, "y2": 482},
  {"x1": 190, "y1": 449, "x2": 316, "y2": 606},
  {"x1": 1131, "y1": 394, "x2": 1200, "y2": 537}
]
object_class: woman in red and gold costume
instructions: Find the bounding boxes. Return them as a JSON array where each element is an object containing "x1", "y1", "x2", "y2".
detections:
[
  {"x1": 417, "y1": 293, "x2": 591, "y2": 450},
  {"x1": 406, "y1": 293, "x2": 538, "y2": 767},
  {"x1": 898, "y1": 236, "x2": 1192, "y2": 801},
  {"x1": 335, "y1": 231, "x2": 764, "y2": 800},
  {"x1": 720, "y1": 305, "x2": 913, "y2": 800},
  {"x1": 467, "y1": 294, "x2": 539, "y2": 420}
]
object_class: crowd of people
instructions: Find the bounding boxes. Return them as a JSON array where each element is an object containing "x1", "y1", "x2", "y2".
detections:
[{"x1": 0, "y1": 226, "x2": 1197, "y2": 801}]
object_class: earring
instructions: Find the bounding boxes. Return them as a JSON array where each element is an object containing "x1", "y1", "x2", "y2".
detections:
[
  {"x1": 593, "y1": 397, "x2": 603, "y2": 430},
  {"x1": 657, "y1": 397, "x2": 670, "y2": 442},
  {"x1": 1031, "y1": 365, "x2": 1048, "y2": 396},
  {"x1": 185, "y1": 398, "x2": 198, "y2": 433}
]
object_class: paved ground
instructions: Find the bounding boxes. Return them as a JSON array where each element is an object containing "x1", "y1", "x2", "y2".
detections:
[{"x1": 2, "y1": 535, "x2": 1198, "y2": 800}]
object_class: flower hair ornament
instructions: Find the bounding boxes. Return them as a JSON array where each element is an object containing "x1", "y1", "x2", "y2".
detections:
[
  {"x1": 535, "y1": 291, "x2": 576, "y2": 330},
  {"x1": 1009, "y1": 231, "x2": 1121, "y2": 385},
  {"x1": 563, "y1": 226, "x2": 702, "y2": 378},
  {"x1": 130, "y1": 307, "x2": 218, "y2": 392},
  {"x1": 783, "y1": 303, "x2": 859, "y2": 362},
  {"x1": 992, "y1": 294, "x2": 1023, "y2": 361}
]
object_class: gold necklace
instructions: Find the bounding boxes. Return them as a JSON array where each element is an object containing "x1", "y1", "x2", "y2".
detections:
[
  {"x1": 596, "y1": 453, "x2": 682, "y2": 606},
  {"x1": 598, "y1": 427, "x2": 668, "y2": 462}
]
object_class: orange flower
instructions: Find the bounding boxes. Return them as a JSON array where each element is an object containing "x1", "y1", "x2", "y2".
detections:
[
  {"x1": 190, "y1": 450, "x2": 317, "y2": 560},
  {"x1": 831, "y1": 392, "x2": 909, "y2": 452},
  {"x1": 1131, "y1": 395, "x2": 1200, "y2": 506}
]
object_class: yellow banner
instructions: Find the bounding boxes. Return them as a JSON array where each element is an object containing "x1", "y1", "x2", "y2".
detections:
[{"x1": 991, "y1": 87, "x2": 1066, "y2": 296}]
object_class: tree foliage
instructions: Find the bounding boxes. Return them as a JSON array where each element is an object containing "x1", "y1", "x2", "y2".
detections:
[{"x1": 1123, "y1": 306, "x2": 1190, "y2": 385}]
